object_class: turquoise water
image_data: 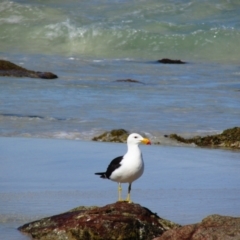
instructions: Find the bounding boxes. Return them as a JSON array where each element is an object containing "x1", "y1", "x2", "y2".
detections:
[{"x1": 1, "y1": 0, "x2": 240, "y2": 61}]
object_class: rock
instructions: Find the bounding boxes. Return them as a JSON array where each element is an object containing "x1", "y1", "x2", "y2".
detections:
[
  {"x1": 169, "y1": 127, "x2": 240, "y2": 149},
  {"x1": 35, "y1": 71, "x2": 58, "y2": 79},
  {"x1": 92, "y1": 129, "x2": 130, "y2": 143},
  {"x1": 0, "y1": 60, "x2": 58, "y2": 79},
  {"x1": 116, "y1": 79, "x2": 144, "y2": 84},
  {"x1": 18, "y1": 202, "x2": 180, "y2": 240},
  {"x1": 153, "y1": 214, "x2": 240, "y2": 240},
  {"x1": 157, "y1": 58, "x2": 186, "y2": 64}
]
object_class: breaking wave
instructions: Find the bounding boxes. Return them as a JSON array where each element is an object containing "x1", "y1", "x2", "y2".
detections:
[{"x1": 1, "y1": 0, "x2": 240, "y2": 62}]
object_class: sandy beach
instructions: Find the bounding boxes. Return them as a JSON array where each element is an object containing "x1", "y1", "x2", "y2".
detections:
[{"x1": 1, "y1": 137, "x2": 240, "y2": 239}]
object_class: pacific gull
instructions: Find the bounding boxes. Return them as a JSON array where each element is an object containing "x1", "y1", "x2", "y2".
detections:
[{"x1": 95, "y1": 133, "x2": 151, "y2": 203}]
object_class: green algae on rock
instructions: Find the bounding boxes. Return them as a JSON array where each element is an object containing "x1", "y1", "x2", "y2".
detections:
[
  {"x1": 18, "y1": 202, "x2": 180, "y2": 240},
  {"x1": 0, "y1": 60, "x2": 58, "y2": 79},
  {"x1": 169, "y1": 127, "x2": 240, "y2": 149},
  {"x1": 92, "y1": 129, "x2": 129, "y2": 143}
]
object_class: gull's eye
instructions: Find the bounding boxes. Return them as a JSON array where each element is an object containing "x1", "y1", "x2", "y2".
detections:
[{"x1": 134, "y1": 136, "x2": 138, "y2": 138}]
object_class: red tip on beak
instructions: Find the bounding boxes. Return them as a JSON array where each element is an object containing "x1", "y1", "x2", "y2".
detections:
[{"x1": 142, "y1": 138, "x2": 151, "y2": 145}]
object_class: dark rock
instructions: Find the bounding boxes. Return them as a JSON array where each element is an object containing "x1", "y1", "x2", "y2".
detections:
[
  {"x1": 169, "y1": 127, "x2": 240, "y2": 149},
  {"x1": 18, "y1": 202, "x2": 180, "y2": 240},
  {"x1": 158, "y1": 58, "x2": 186, "y2": 64},
  {"x1": 36, "y1": 71, "x2": 58, "y2": 79},
  {"x1": 92, "y1": 129, "x2": 130, "y2": 143},
  {"x1": 153, "y1": 214, "x2": 240, "y2": 240},
  {"x1": 116, "y1": 79, "x2": 144, "y2": 84},
  {"x1": 0, "y1": 60, "x2": 58, "y2": 79}
]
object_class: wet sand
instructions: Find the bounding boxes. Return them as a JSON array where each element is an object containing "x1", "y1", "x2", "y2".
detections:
[{"x1": 1, "y1": 137, "x2": 240, "y2": 239}]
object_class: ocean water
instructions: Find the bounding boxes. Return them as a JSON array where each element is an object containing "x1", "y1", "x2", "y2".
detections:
[
  {"x1": 0, "y1": 0, "x2": 240, "y2": 143},
  {"x1": 0, "y1": 1, "x2": 240, "y2": 239},
  {"x1": 1, "y1": 0, "x2": 240, "y2": 61}
]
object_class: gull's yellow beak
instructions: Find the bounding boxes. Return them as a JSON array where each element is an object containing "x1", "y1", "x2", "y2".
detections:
[{"x1": 141, "y1": 138, "x2": 151, "y2": 145}]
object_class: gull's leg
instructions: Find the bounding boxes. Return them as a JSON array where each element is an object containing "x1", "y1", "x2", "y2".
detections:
[
  {"x1": 126, "y1": 183, "x2": 132, "y2": 203},
  {"x1": 118, "y1": 182, "x2": 123, "y2": 201}
]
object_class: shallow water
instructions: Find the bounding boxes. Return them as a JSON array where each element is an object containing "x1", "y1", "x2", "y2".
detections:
[
  {"x1": 0, "y1": 57, "x2": 240, "y2": 144},
  {"x1": 1, "y1": 137, "x2": 240, "y2": 239}
]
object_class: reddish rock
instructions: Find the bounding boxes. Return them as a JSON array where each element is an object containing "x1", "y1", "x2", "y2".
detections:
[
  {"x1": 153, "y1": 214, "x2": 240, "y2": 240},
  {"x1": 18, "y1": 202, "x2": 179, "y2": 240}
]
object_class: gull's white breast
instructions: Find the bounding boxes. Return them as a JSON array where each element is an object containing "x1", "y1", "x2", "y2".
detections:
[{"x1": 110, "y1": 147, "x2": 144, "y2": 183}]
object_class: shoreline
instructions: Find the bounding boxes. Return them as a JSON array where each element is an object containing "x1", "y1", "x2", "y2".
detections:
[{"x1": 1, "y1": 125, "x2": 240, "y2": 152}]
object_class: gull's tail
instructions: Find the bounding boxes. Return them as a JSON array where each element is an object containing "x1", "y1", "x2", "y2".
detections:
[{"x1": 95, "y1": 172, "x2": 107, "y2": 179}]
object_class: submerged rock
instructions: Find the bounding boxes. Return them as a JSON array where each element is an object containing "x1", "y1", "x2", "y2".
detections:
[
  {"x1": 115, "y1": 79, "x2": 144, "y2": 84},
  {"x1": 0, "y1": 60, "x2": 58, "y2": 79},
  {"x1": 154, "y1": 214, "x2": 240, "y2": 240},
  {"x1": 169, "y1": 127, "x2": 240, "y2": 149},
  {"x1": 92, "y1": 129, "x2": 129, "y2": 143},
  {"x1": 157, "y1": 58, "x2": 186, "y2": 64},
  {"x1": 18, "y1": 202, "x2": 179, "y2": 240}
]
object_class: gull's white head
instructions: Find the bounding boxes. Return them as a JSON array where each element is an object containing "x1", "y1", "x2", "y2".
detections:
[{"x1": 127, "y1": 133, "x2": 151, "y2": 145}]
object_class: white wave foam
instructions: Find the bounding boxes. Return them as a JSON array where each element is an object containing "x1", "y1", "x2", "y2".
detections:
[
  {"x1": 32, "y1": 129, "x2": 103, "y2": 141},
  {"x1": 1, "y1": 0, "x2": 240, "y2": 61}
]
